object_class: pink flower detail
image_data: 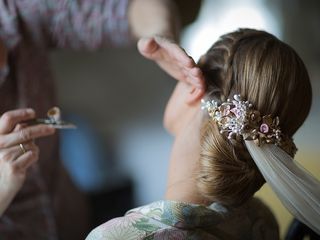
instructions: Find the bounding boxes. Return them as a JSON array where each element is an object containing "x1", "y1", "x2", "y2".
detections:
[{"x1": 260, "y1": 123, "x2": 270, "y2": 133}]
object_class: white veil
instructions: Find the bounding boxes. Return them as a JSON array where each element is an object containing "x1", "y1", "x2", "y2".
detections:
[{"x1": 245, "y1": 141, "x2": 320, "y2": 234}]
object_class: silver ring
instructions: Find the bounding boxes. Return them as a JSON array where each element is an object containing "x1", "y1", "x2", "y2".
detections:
[{"x1": 19, "y1": 143, "x2": 27, "y2": 154}]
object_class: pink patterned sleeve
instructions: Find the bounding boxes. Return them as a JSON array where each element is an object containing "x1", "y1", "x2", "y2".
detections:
[{"x1": 0, "y1": 0, "x2": 133, "y2": 50}]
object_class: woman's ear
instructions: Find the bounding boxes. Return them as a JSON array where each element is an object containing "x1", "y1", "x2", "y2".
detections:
[{"x1": 185, "y1": 82, "x2": 205, "y2": 105}]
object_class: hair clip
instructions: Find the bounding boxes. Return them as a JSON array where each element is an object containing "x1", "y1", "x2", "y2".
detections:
[{"x1": 201, "y1": 95, "x2": 297, "y2": 155}]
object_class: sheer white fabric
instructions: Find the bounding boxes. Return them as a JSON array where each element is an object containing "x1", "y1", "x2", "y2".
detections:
[{"x1": 245, "y1": 141, "x2": 320, "y2": 234}]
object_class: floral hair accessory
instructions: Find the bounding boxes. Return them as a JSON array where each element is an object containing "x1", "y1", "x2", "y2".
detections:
[{"x1": 201, "y1": 95, "x2": 297, "y2": 156}]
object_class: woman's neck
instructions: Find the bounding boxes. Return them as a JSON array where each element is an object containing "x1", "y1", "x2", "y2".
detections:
[
  {"x1": 165, "y1": 177, "x2": 209, "y2": 205},
  {"x1": 165, "y1": 112, "x2": 209, "y2": 206}
]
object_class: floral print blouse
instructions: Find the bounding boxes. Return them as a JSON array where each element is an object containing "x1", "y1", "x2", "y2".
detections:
[{"x1": 87, "y1": 198, "x2": 279, "y2": 240}]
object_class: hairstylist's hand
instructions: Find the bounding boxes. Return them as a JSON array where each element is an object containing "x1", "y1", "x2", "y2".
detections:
[
  {"x1": 138, "y1": 36, "x2": 205, "y2": 89},
  {"x1": 0, "y1": 109, "x2": 55, "y2": 216}
]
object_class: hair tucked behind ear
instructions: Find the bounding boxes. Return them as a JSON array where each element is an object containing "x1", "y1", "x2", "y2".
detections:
[{"x1": 197, "y1": 29, "x2": 312, "y2": 207}]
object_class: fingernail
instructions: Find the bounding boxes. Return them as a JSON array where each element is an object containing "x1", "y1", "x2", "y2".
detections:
[
  {"x1": 26, "y1": 108, "x2": 35, "y2": 114},
  {"x1": 192, "y1": 79, "x2": 202, "y2": 87},
  {"x1": 44, "y1": 126, "x2": 55, "y2": 133},
  {"x1": 196, "y1": 82, "x2": 204, "y2": 89}
]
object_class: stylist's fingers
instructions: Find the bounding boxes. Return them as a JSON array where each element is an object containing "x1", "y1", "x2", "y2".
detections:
[
  {"x1": 138, "y1": 37, "x2": 194, "y2": 67},
  {"x1": 12, "y1": 143, "x2": 39, "y2": 173},
  {"x1": 138, "y1": 36, "x2": 205, "y2": 88},
  {"x1": 0, "y1": 125, "x2": 55, "y2": 148},
  {"x1": 0, "y1": 109, "x2": 35, "y2": 134},
  {"x1": 154, "y1": 36, "x2": 195, "y2": 67},
  {"x1": 0, "y1": 141, "x2": 34, "y2": 163},
  {"x1": 137, "y1": 37, "x2": 159, "y2": 56}
]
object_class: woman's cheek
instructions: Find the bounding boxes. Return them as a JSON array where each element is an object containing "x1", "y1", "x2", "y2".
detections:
[{"x1": 163, "y1": 104, "x2": 175, "y2": 135}]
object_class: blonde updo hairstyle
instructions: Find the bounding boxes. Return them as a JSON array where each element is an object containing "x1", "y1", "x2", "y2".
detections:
[{"x1": 197, "y1": 29, "x2": 312, "y2": 207}]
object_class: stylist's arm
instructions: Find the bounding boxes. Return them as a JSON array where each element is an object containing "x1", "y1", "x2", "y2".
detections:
[
  {"x1": 0, "y1": 109, "x2": 55, "y2": 216},
  {"x1": 129, "y1": 0, "x2": 205, "y2": 88}
]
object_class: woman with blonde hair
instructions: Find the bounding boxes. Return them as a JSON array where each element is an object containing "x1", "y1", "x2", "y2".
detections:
[{"x1": 87, "y1": 28, "x2": 320, "y2": 239}]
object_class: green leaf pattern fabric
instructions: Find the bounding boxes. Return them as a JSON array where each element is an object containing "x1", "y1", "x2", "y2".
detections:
[{"x1": 86, "y1": 198, "x2": 280, "y2": 240}]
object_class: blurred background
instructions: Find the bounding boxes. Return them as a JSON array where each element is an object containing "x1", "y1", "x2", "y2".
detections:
[{"x1": 50, "y1": 0, "x2": 319, "y2": 238}]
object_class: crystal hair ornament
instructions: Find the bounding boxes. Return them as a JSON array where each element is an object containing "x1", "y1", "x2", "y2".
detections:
[{"x1": 201, "y1": 95, "x2": 297, "y2": 156}]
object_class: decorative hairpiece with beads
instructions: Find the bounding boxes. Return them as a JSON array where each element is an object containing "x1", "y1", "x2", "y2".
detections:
[{"x1": 201, "y1": 95, "x2": 297, "y2": 156}]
